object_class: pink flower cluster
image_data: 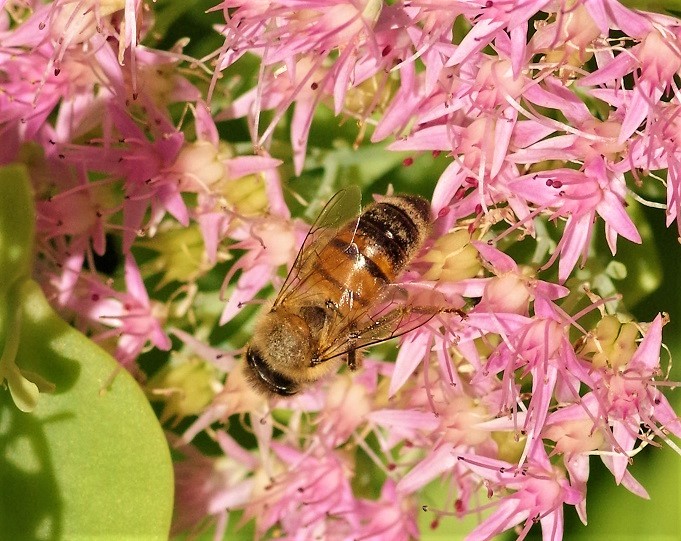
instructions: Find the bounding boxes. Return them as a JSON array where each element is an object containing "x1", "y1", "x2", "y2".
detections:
[{"x1": 3, "y1": 1, "x2": 681, "y2": 540}]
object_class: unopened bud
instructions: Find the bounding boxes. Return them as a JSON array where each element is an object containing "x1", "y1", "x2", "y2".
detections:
[{"x1": 422, "y1": 230, "x2": 480, "y2": 282}]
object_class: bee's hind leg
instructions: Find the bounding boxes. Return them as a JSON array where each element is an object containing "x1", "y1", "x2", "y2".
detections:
[
  {"x1": 346, "y1": 326, "x2": 363, "y2": 371},
  {"x1": 346, "y1": 348, "x2": 362, "y2": 371}
]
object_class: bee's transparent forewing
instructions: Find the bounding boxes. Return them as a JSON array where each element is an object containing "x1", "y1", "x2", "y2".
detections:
[{"x1": 273, "y1": 186, "x2": 362, "y2": 307}]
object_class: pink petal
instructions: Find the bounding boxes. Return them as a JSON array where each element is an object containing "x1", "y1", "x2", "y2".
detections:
[
  {"x1": 197, "y1": 212, "x2": 227, "y2": 264},
  {"x1": 209, "y1": 479, "x2": 254, "y2": 514},
  {"x1": 446, "y1": 18, "x2": 504, "y2": 67},
  {"x1": 512, "y1": 120, "x2": 557, "y2": 147},
  {"x1": 473, "y1": 241, "x2": 518, "y2": 273},
  {"x1": 226, "y1": 155, "x2": 282, "y2": 179},
  {"x1": 151, "y1": 325, "x2": 172, "y2": 351},
  {"x1": 619, "y1": 469, "x2": 650, "y2": 499},
  {"x1": 160, "y1": 187, "x2": 190, "y2": 226},
  {"x1": 491, "y1": 107, "x2": 516, "y2": 178},
  {"x1": 389, "y1": 331, "x2": 432, "y2": 396},
  {"x1": 368, "y1": 409, "x2": 439, "y2": 432},
  {"x1": 629, "y1": 314, "x2": 662, "y2": 371},
  {"x1": 124, "y1": 255, "x2": 150, "y2": 304},
  {"x1": 564, "y1": 455, "x2": 590, "y2": 524},
  {"x1": 610, "y1": 421, "x2": 637, "y2": 484},
  {"x1": 540, "y1": 508, "x2": 564, "y2": 541},
  {"x1": 558, "y1": 213, "x2": 592, "y2": 282},
  {"x1": 219, "y1": 262, "x2": 272, "y2": 325},
  {"x1": 579, "y1": 50, "x2": 636, "y2": 86},
  {"x1": 397, "y1": 445, "x2": 457, "y2": 494},
  {"x1": 518, "y1": 365, "x2": 558, "y2": 467},
  {"x1": 431, "y1": 161, "x2": 465, "y2": 214},
  {"x1": 618, "y1": 80, "x2": 662, "y2": 144},
  {"x1": 388, "y1": 125, "x2": 460, "y2": 152},
  {"x1": 372, "y1": 62, "x2": 419, "y2": 142},
  {"x1": 465, "y1": 499, "x2": 526, "y2": 541},
  {"x1": 524, "y1": 78, "x2": 592, "y2": 124},
  {"x1": 263, "y1": 167, "x2": 290, "y2": 218},
  {"x1": 650, "y1": 393, "x2": 681, "y2": 438},
  {"x1": 291, "y1": 98, "x2": 316, "y2": 176},
  {"x1": 195, "y1": 101, "x2": 219, "y2": 146},
  {"x1": 509, "y1": 22, "x2": 527, "y2": 78},
  {"x1": 332, "y1": 45, "x2": 357, "y2": 115},
  {"x1": 597, "y1": 191, "x2": 641, "y2": 246}
]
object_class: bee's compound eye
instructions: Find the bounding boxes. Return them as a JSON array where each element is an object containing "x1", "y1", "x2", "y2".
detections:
[{"x1": 246, "y1": 347, "x2": 299, "y2": 396}]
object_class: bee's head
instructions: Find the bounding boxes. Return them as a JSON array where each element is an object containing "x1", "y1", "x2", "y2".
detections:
[{"x1": 244, "y1": 345, "x2": 300, "y2": 396}]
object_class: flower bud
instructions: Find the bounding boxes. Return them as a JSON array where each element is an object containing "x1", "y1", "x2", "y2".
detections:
[
  {"x1": 138, "y1": 225, "x2": 210, "y2": 286},
  {"x1": 578, "y1": 315, "x2": 638, "y2": 370},
  {"x1": 147, "y1": 356, "x2": 218, "y2": 425},
  {"x1": 175, "y1": 141, "x2": 227, "y2": 189},
  {"x1": 479, "y1": 273, "x2": 531, "y2": 315},
  {"x1": 491, "y1": 431, "x2": 526, "y2": 464},
  {"x1": 223, "y1": 174, "x2": 269, "y2": 216},
  {"x1": 422, "y1": 230, "x2": 480, "y2": 282}
]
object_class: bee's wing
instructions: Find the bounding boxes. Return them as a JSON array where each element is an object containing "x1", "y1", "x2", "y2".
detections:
[
  {"x1": 273, "y1": 186, "x2": 362, "y2": 308},
  {"x1": 315, "y1": 287, "x2": 445, "y2": 362}
]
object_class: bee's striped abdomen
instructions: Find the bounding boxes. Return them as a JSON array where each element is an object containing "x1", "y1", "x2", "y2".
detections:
[
  {"x1": 312, "y1": 194, "x2": 432, "y2": 311},
  {"x1": 355, "y1": 195, "x2": 431, "y2": 278}
]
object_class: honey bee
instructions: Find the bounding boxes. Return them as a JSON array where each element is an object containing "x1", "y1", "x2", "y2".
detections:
[{"x1": 244, "y1": 186, "x2": 449, "y2": 396}]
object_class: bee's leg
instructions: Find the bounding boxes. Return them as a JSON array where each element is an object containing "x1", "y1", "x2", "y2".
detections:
[
  {"x1": 347, "y1": 348, "x2": 358, "y2": 370},
  {"x1": 346, "y1": 325, "x2": 362, "y2": 370},
  {"x1": 411, "y1": 305, "x2": 467, "y2": 320},
  {"x1": 360, "y1": 304, "x2": 465, "y2": 341}
]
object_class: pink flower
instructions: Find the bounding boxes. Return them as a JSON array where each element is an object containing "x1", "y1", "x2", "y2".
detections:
[
  {"x1": 218, "y1": 214, "x2": 299, "y2": 325},
  {"x1": 580, "y1": 26, "x2": 680, "y2": 144},
  {"x1": 355, "y1": 481, "x2": 419, "y2": 541},
  {"x1": 460, "y1": 445, "x2": 582, "y2": 541},
  {"x1": 179, "y1": 363, "x2": 271, "y2": 446},
  {"x1": 172, "y1": 431, "x2": 257, "y2": 539},
  {"x1": 244, "y1": 440, "x2": 358, "y2": 539},
  {"x1": 630, "y1": 102, "x2": 681, "y2": 237},
  {"x1": 510, "y1": 157, "x2": 641, "y2": 281},
  {"x1": 215, "y1": 0, "x2": 385, "y2": 173},
  {"x1": 315, "y1": 370, "x2": 373, "y2": 446},
  {"x1": 542, "y1": 395, "x2": 605, "y2": 523},
  {"x1": 584, "y1": 315, "x2": 681, "y2": 483},
  {"x1": 48, "y1": 255, "x2": 171, "y2": 367},
  {"x1": 470, "y1": 242, "x2": 569, "y2": 316}
]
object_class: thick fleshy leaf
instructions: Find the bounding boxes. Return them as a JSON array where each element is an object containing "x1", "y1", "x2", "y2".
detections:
[
  {"x1": 0, "y1": 280, "x2": 174, "y2": 539},
  {"x1": 0, "y1": 164, "x2": 34, "y2": 294},
  {"x1": 0, "y1": 164, "x2": 173, "y2": 539}
]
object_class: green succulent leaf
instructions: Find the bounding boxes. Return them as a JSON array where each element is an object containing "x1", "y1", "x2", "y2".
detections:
[
  {"x1": 0, "y1": 165, "x2": 173, "y2": 540},
  {"x1": 0, "y1": 164, "x2": 34, "y2": 295}
]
